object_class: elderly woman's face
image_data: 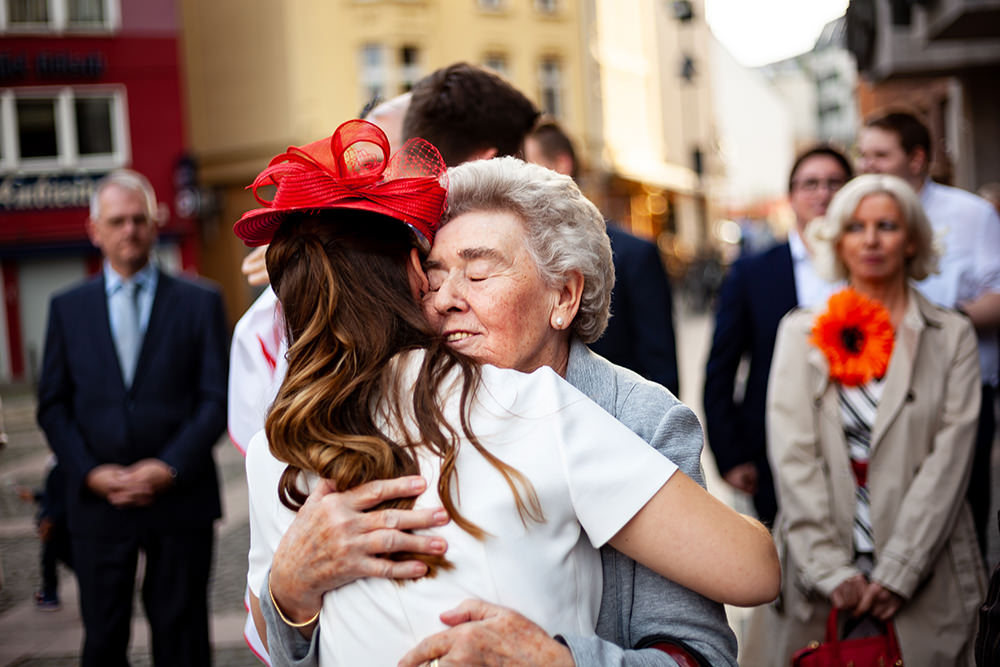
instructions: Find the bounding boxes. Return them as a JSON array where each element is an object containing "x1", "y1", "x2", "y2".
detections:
[
  {"x1": 837, "y1": 193, "x2": 915, "y2": 285},
  {"x1": 422, "y1": 210, "x2": 568, "y2": 374}
]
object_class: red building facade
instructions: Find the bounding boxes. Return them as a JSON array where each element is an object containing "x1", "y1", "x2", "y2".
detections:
[{"x1": 0, "y1": 0, "x2": 198, "y2": 381}]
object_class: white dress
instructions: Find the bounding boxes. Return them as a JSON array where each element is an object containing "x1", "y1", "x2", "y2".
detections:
[{"x1": 246, "y1": 351, "x2": 678, "y2": 666}]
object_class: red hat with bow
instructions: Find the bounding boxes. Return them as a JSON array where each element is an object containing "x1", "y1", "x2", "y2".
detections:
[{"x1": 234, "y1": 119, "x2": 447, "y2": 249}]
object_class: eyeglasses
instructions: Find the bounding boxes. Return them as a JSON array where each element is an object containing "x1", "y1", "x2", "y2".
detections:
[{"x1": 793, "y1": 178, "x2": 846, "y2": 193}]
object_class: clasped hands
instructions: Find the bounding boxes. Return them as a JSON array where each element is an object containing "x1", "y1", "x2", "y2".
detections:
[
  {"x1": 85, "y1": 458, "x2": 175, "y2": 507},
  {"x1": 830, "y1": 573, "x2": 903, "y2": 621},
  {"x1": 264, "y1": 475, "x2": 573, "y2": 666}
]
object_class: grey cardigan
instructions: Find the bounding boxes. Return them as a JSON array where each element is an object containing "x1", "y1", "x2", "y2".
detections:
[{"x1": 259, "y1": 339, "x2": 736, "y2": 666}]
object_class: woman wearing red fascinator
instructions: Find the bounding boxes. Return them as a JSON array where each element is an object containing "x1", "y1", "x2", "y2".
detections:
[
  {"x1": 742, "y1": 174, "x2": 985, "y2": 666},
  {"x1": 240, "y1": 120, "x2": 779, "y2": 666}
]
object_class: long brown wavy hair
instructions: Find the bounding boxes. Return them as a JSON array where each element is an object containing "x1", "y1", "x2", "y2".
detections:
[{"x1": 264, "y1": 210, "x2": 541, "y2": 577}]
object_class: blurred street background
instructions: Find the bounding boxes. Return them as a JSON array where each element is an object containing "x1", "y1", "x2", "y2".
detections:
[{"x1": 3, "y1": 0, "x2": 1000, "y2": 662}]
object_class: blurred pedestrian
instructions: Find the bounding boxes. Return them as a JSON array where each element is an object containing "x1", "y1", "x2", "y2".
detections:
[
  {"x1": 525, "y1": 119, "x2": 680, "y2": 395},
  {"x1": 704, "y1": 145, "x2": 852, "y2": 526},
  {"x1": 17, "y1": 460, "x2": 74, "y2": 610},
  {"x1": 859, "y1": 111, "x2": 1000, "y2": 555},
  {"x1": 743, "y1": 174, "x2": 985, "y2": 666},
  {"x1": 36, "y1": 169, "x2": 228, "y2": 666}
]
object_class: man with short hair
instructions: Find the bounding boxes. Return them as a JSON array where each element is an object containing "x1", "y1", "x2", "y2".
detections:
[
  {"x1": 704, "y1": 145, "x2": 852, "y2": 526},
  {"x1": 37, "y1": 170, "x2": 228, "y2": 666},
  {"x1": 859, "y1": 111, "x2": 1000, "y2": 552},
  {"x1": 526, "y1": 120, "x2": 680, "y2": 396}
]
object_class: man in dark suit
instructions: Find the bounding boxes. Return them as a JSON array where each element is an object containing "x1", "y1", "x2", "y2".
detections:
[
  {"x1": 525, "y1": 120, "x2": 680, "y2": 395},
  {"x1": 37, "y1": 169, "x2": 228, "y2": 666},
  {"x1": 703, "y1": 146, "x2": 851, "y2": 526}
]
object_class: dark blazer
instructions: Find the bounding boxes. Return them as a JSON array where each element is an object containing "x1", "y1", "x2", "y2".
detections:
[
  {"x1": 37, "y1": 271, "x2": 228, "y2": 536},
  {"x1": 703, "y1": 242, "x2": 796, "y2": 525},
  {"x1": 590, "y1": 226, "x2": 680, "y2": 396}
]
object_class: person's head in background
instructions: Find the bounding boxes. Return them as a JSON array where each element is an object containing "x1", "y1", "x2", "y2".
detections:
[
  {"x1": 787, "y1": 145, "x2": 853, "y2": 235},
  {"x1": 402, "y1": 63, "x2": 539, "y2": 167},
  {"x1": 363, "y1": 93, "x2": 412, "y2": 155},
  {"x1": 524, "y1": 119, "x2": 578, "y2": 180},
  {"x1": 858, "y1": 111, "x2": 931, "y2": 193},
  {"x1": 87, "y1": 169, "x2": 160, "y2": 278}
]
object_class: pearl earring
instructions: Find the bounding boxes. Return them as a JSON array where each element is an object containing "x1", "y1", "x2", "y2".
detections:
[{"x1": 555, "y1": 316, "x2": 564, "y2": 327}]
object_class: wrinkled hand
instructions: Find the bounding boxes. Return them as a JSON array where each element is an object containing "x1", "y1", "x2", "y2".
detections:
[
  {"x1": 268, "y1": 475, "x2": 450, "y2": 626},
  {"x1": 723, "y1": 462, "x2": 759, "y2": 495},
  {"x1": 856, "y1": 581, "x2": 903, "y2": 621},
  {"x1": 242, "y1": 245, "x2": 270, "y2": 287},
  {"x1": 398, "y1": 600, "x2": 574, "y2": 667},
  {"x1": 830, "y1": 574, "x2": 868, "y2": 612}
]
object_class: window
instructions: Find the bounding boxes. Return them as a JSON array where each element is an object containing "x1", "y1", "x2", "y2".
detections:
[
  {"x1": 0, "y1": 87, "x2": 128, "y2": 172},
  {"x1": 358, "y1": 44, "x2": 387, "y2": 105},
  {"x1": 535, "y1": 0, "x2": 557, "y2": 13},
  {"x1": 1, "y1": 0, "x2": 119, "y2": 32},
  {"x1": 482, "y1": 53, "x2": 509, "y2": 77},
  {"x1": 538, "y1": 58, "x2": 563, "y2": 118},
  {"x1": 477, "y1": 0, "x2": 504, "y2": 11},
  {"x1": 399, "y1": 45, "x2": 421, "y2": 93}
]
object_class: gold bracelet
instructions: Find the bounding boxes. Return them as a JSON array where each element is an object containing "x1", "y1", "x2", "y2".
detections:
[{"x1": 268, "y1": 577, "x2": 320, "y2": 628}]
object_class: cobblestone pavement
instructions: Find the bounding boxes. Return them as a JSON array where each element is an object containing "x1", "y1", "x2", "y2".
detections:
[{"x1": 0, "y1": 386, "x2": 260, "y2": 666}]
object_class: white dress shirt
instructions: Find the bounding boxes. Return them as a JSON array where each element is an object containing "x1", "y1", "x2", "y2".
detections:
[
  {"x1": 917, "y1": 179, "x2": 1000, "y2": 386},
  {"x1": 788, "y1": 226, "x2": 840, "y2": 309}
]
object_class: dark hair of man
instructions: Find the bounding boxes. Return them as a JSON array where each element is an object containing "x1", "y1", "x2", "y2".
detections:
[
  {"x1": 787, "y1": 144, "x2": 854, "y2": 193},
  {"x1": 528, "y1": 119, "x2": 579, "y2": 180},
  {"x1": 264, "y1": 210, "x2": 541, "y2": 576},
  {"x1": 865, "y1": 111, "x2": 932, "y2": 159},
  {"x1": 402, "y1": 62, "x2": 540, "y2": 167}
]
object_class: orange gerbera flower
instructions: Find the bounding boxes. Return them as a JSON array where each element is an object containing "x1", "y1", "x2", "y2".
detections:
[{"x1": 810, "y1": 288, "x2": 894, "y2": 386}]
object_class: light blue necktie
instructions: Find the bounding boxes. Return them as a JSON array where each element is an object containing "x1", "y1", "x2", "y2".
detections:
[{"x1": 112, "y1": 281, "x2": 142, "y2": 388}]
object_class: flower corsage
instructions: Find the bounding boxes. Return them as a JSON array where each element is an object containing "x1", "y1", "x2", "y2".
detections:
[{"x1": 809, "y1": 288, "x2": 894, "y2": 386}]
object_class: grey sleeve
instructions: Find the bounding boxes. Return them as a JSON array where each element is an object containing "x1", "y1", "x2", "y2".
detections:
[
  {"x1": 560, "y1": 635, "x2": 681, "y2": 667},
  {"x1": 259, "y1": 569, "x2": 321, "y2": 667},
  {"x1": 587, "y1": 383, "x2": 737, "y2": 666}
]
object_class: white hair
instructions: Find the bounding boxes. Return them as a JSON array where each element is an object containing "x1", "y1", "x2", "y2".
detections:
[
  {"x1": 806, "y1": 173, "x2": 939, "y2": 282},
  {"x1": 444, "y1": 157, "x2": 613, "y2": 343},
  {"x1": 90, "y1": 169, "x2": 158, "y2": 222}
]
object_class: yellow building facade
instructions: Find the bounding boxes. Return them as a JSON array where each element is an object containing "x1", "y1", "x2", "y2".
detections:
[{"x1": 180, "y1": 0, "x2": 587, "y2": 319}]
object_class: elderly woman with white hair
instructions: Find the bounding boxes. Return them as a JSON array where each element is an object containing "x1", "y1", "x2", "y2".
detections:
[
  {"x1": 253, "y1": 155, "x2": 767, "y2": 667},
  {"x1": 741, "y1": 174, "x2": 987, "y2": 666}
]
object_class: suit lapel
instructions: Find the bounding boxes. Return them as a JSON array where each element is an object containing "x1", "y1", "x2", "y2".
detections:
[
  {"x1": 777, "y1": 243, "x2": 799, "y2": 310},
  {"x1": 870, "y1": 292, "x2": 924, "y2": 451}
]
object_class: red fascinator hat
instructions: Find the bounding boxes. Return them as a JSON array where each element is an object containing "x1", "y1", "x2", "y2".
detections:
[{"x1": 233, "y1": 119, "x2": 447, "y2": 249}]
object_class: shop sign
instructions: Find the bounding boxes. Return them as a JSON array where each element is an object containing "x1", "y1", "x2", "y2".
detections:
[
  {"x1": 0, "y1": 174, "x2": 102, "y2": 211},
  {"x1": 0, "y1": 51, "x2": 106, "y2": 82}
]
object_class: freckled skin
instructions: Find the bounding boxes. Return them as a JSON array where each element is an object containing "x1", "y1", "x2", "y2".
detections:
[
  {"x1": 422, "y1": 210, "x2": 570, "y2": 375},
  {"x1": 837, "y1": 194, "x2": 915, "y2": 285}
]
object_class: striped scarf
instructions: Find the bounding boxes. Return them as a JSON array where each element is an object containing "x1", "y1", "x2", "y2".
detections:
[{"x1": 838, "y1": 379, "x2": 884, "y2": 555}]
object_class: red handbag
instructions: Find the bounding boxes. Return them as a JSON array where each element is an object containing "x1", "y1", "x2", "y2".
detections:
[{"x1": 791, "y1": 608, "x2": 903, "y2": 667}]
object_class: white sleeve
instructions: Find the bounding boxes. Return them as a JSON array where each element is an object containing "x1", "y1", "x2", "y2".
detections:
[
  {"x1": 246, "y1": 430, "x2": 295, "y2": 598},
  {"x1": 553, "y1": 385, "x2": 678, "y2": 548},
  {"x1": 228, "y1": 288, "x2": 287, "y2": 454},
  {"x1": 974, "y1": 205, "x2": 1000, "y2": 295}
]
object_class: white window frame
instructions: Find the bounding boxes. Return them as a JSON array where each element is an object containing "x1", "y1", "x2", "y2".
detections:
[
  {"x1": 399, "y1": 45, "x2": 422, "y2": 93},
  {"x1": 0, "y1": 0, "x2": 120, "y2": 33},
  {"x1": 482, "y1": 52, "x2": 509, "y2": 77},
  {"x1": 534, "y1": 0, "x2": 558, "y2": 14},
  {"x1": 0, "y1": 85, "x2": 130, "y2": 173},
  {"x1": 358, "y1": 43, "x2": 388, "y2": 107},
  {"x1": 538, "y1": 57, "x2": 564, "y2": 119}
]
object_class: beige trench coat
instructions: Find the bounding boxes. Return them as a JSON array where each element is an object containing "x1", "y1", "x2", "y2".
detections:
[{"x1": 741, "y1": 289, "x2": 986, "y2": 667}]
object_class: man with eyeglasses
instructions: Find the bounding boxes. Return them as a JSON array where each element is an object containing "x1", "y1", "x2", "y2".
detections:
[
  {"x1": 859, "y1": 111, "x2": 1000, "y2": 555},
  {"x1": 704, "y1": 145, "x2": 852, "y2": 527}
]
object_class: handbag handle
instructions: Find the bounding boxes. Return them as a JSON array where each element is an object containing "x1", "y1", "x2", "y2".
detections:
[{"x1": 824, "y1": 607, "x2": 902, "y2": 656}]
